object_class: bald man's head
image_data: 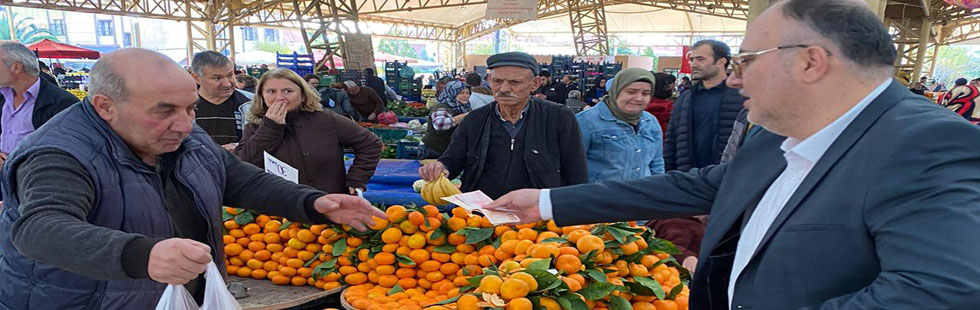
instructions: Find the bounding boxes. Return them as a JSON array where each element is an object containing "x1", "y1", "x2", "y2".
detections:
[
  {"x1": 90, "y1": 48, "x2": 196, "y2": 103},
  {"x1": 88, "y1": 48, "x2": 200, "y2": 164}
]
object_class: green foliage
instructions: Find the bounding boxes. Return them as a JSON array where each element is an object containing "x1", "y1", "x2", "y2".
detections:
[
  {"x1": 933, "y1": 46, "x2": 980, "y2": 84},
  {"x1": 378, "y1": 39, "x2": 418, "y2": 59},
  {"x1": 253, "y1": 40, "x2": 293, "y2": 54},
  {"x1": 0, "y1": 13, "x2": 57, "y2": 44}
]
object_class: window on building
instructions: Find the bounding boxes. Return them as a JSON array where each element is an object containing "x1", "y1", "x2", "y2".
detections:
[
  {"x1": 123, "y1": 33, "x2": 132, "y2": 47},
  {"x1": 50, "y1": 20, "x2": 65, "y2": 36},
  {"x1": 264, "y1": 28, "x2": 278, "y2": 42},
  {"x1": 242, "y1": 27, "x2": 258, "y2": 41},
  {"x1": 96, "y1": 20, "x2": 114, "y2": 36}
]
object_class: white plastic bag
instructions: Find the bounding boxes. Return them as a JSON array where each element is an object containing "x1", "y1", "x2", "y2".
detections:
[
  {"x1": 154, "y1": 283, "x2": 199, "y2": 310},
  {"x1": 154, "y1": 262, "x2": 242, "y2": 310},
  {"x1": 200, "y1": 261, "x2": 243, "y2": 310}
]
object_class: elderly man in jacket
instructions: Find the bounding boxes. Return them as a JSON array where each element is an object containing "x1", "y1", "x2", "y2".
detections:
[
  {"x1": 418, "y1": 52, "x2": 587, "y2": 199},
  {"x1": 0, "y1": 48, "x2": 385, "y2": 309}
]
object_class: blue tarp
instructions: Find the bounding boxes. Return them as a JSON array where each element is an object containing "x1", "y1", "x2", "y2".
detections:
[{"x1": 345, "y1": 159, "x2": 428, "y2": 207}]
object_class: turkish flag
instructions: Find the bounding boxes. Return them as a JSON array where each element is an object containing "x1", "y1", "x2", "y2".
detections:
[{"x1": 680, "y1": 46, "x2": 692, "y2": 74}]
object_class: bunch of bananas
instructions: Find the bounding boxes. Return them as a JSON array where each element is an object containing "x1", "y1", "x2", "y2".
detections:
[{"x1": 420, "y1": 175, "x2": 462, "y2": 205}]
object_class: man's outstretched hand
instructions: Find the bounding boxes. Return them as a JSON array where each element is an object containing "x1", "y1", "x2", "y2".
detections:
[
  {"x1": 314, "y1": 194, "x2": 386, "y2": 231},
  {"x1": 483, "y1": 189, "x2": 543, "y2": 224}
]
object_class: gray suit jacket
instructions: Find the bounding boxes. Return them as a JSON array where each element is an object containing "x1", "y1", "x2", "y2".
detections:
[{"x1": 551, "y1": 80, "x2": 980, "y2": 309}]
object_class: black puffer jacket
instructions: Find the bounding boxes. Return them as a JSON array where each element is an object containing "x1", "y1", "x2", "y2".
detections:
[{"x1": 663, "y1": 81, "x2": 745, "y2": 171}]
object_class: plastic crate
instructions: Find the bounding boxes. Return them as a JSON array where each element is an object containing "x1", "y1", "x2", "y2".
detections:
[{"x1": 396, "y1": 141, "x2": 422, "y2": 159}]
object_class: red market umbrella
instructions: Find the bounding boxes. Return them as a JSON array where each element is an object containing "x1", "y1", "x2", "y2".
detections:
[{"x1": 26, "y1": 39, "x2": 100, "y2": 59}]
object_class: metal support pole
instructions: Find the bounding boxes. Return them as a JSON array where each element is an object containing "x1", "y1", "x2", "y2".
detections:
[{"x1": 912, "y1": 18, "x2": 932, "y2": 82}]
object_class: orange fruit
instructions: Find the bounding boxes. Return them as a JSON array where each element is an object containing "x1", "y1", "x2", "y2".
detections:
[
  {"x1": 425, "y1": 230, "x2": 446, "y2": 245},
  {"x1": 539, "y1": 297, "x2": 561, "y2": 310},
  {"x1": 242, "y1": 223, "x2": 261, "y2": 235},
  {"x1": 576, "y1": 235, "x2": 605, "y2": 254},
  {"x1": 479, "y1": 275, "x2": 503, "y2": 294},
  {"x1": 264, "y1": 220, "x2": 282, "y2": 233},
  {"x1": 225, "y1": 243, "x2": 244, "y2": 256},
  {"x1": 620, "y1": 242, "x2": 639, "y2": 255},
  {"x1": 291, "y1": 276, "x2": 307, "y2": 286},
  {"x1": 632, "y1": 301, "x2": 655, "y2": 310},
  {"x1": 407, "y1": 234, "x2": 427, "y2": 249},
  {"x1": 556, "y1": 254, "x2": 582, "y2": 274},
  {"x1": 379, "y1": 275, "x2": 399, "y2": 287},
  {"x1": 368, "y1": 216, "x2": 390, "y2": 230},
  {"x1": 653, "y1": 300, "x2": 678, "y2": 310},
  {"x1": 222, "y1": 235, "x2": 235, "y2": 245},
  {"x1": 420, "y1": 260, "x2": 441, "y2": 272},
  {"x1": 246, "y1": 259, "x2": 264, "y2": 270},
  {"x1": 439, "y1": 263, "x2": 460, "y2": 275},
  {"x1": 224, "y1": 220, "x2": 239, "y2": 230},
  {"x1": 457, "y1": 294, "x2": 480, "y2": 310},
  {"x1": 248, "y1": 241, "x2": 266, "y2": 252},
  {"x1": 561, "y1": 277, "x2": 581, "y2": 292},
  {"x1": 509, "y1": 272, "x2": 538, "y2": 291},
  {"x1": 409, "y1": 249, "x2": 430, "y2": 264},
  {"x1": 347, "y1": 237, "x2": 363, "y2": 247},
  {"x1": 382, "y1": 227, "x2": 403, "y2": 243},
  {"x1": 536, "y1": 231, "x2": 560, "y2": 243},
  {"x1": 517, "y1": 228, "x2": 538, "y2": 241},
  {"x1": 376, "y1": 252, "x2": 396, "y2": 265},
  {"x1": 239, "y1": 249, "x2": 255, "y2": 261},
  {"x1": 566, "y1": 229, "x2": 590, "y2": 243},
  {"x1": 297, "y1": 230, "x2": 316, "y2": 243},
  {"x1": 263, "y1": 232, "x2": 282, "y2": 244},
  {"x1": 566, "y1": 273, "x2": 586, "y2": 287},
  {"x1": 229, "y1": 229, "x2": 245, "y2": 238},
  {"x1": 272, "y1": 275, "x2": 291, "y2": 285},
  {"x1": 399, "y1": 220, "x2": 418, "y2": 234},
  {"x1": 397, "y1": 277, "x2": 417, "y2": 289},
  {"x1": 546, "y1": 220, "x2": 562, "y2": 233},
  {"x1": 447, "y1": 217, "x2": 467, "y2": 232},
  {"x1": 629, "y1": 263, "x2": 649, "y2": 277},
  {"x1": 236, "y1": 266, "x2": 252, "y2": 277},
  {"x1": 499, "y1": 278, "x2": 529, "y2": 300},
  {"x1": 266, "y1": 243, "x2": 284, "y2": 253},
  {"x1": 386, "y1": 205, "x2": 408, "y2": 223},
  {"x1": 263, "y1": 261, "x2": 279, "y2": 272},
  {"x1": 345, "y1": 272, "x2": 368, "y2": 285},
  {"x1": 251, "y1": 268, "x2": 268, "y2": 279},
  {"x1": 419, "y1": 218, "x2": 441, "y2": 232},
  {"x1": 408, "y1": 212, "x2": 425, "y2": 225},
  {"x1": 506, "y1": 297, "x2": 532, "y2": 310},
  {"x1": 250, "y1": 233, "x2": 265, "y2": 242},
  {"x1": 422, "y1": 205, "x2": 440, "y2": 217}
]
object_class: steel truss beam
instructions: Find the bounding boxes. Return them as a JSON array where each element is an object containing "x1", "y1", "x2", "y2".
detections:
[{"x1": 568, "y1": 0, "x2": 609, "y2": 55}]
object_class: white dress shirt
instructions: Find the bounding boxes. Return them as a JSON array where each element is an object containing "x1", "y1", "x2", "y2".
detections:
[{"x1": 538, "y1": 78, "x2": 892, "y2": 309}]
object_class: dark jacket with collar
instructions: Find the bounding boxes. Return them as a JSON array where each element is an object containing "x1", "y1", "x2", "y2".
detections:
[
  {"x1": 0, "y1": 76, "x2": 80, "y2": 137},
  {"x1": 664, "y1": 80, "x2": 745, "y2": 171},
  {"x1": 438, "y1": 98, "x2": 587, "y2": 196},
  {"x1": 549, "y1": 80, "x2": 980, "y2": 309}
]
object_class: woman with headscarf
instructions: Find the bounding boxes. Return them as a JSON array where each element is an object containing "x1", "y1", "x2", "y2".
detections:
[
  {"x1": 234, "y1": 68, "x2": 383, "y2": 195},
  {"x1": 422, "y1": 80, "x2": 472, "y2": 158},
  {"x1": 575, "y1": 68, "x2": 664, "y2": 183}
]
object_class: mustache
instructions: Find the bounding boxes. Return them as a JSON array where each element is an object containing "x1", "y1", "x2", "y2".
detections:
[{"x1": 495, "y1": 92, "x2": 518, "y2": 98}]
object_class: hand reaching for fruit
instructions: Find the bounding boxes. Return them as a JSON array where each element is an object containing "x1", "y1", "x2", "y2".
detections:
[{"x1": 313, "y1": 194, "x2": 386, "y2": 231}]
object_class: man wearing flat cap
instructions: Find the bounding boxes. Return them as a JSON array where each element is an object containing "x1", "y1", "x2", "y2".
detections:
[
  {"x1": 342, "y1": 80, "x2": 385, "y2": 121},
  {"x1": 419, "y1": 52, "x2": 587, "y2": 199}
]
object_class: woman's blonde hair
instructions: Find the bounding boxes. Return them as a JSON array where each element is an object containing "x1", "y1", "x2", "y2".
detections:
[{"x1": 247, "y1": 68, "x2": 322, "y2": 123}]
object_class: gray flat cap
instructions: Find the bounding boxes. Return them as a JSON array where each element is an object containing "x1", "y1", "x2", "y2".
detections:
[{"x1": 486, "y1": 52, "x2": 539, "y2": 76}]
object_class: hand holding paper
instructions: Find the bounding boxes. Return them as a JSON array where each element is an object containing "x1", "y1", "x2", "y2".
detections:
[{"x1": 443, "y1": 191, "x2": 521, "y2": 225}]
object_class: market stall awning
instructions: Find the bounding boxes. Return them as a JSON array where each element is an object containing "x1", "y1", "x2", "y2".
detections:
[{"x1": 27, "y1": 39, "x2": 100, "y2": 59}]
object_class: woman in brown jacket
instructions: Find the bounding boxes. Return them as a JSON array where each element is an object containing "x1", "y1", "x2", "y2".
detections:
[{"x1": 234, "y1": 68, "x2": 383, "y2": 194}]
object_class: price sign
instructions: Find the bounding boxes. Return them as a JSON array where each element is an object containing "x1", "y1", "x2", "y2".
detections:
[{"x1": 263, "y1": 151, "x2": 298, "y2": 184}]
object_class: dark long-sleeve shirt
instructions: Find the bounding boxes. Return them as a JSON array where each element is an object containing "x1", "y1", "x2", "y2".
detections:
[
  {"x1": 10, "y1": 147, "x2": 329, "y2": 301},
  {"x1": 348, "y1": 88, "x2": 385, "y2": 119}
]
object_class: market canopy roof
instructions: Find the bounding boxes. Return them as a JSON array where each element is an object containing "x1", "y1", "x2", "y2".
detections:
[
  {"x1": 27, "y1": 39, "x2": 101, "y2": 59},
  {"x1": 373, "y1": 3, "x2": 746, "y2": 34}
]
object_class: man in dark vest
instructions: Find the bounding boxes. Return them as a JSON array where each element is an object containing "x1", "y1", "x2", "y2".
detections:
[
  {"x1": 0, "y1": 48, "x2": 385, "y2": 309},
  {"x1": 418, "y1": 52, "x2": 587, "y2": 199}
]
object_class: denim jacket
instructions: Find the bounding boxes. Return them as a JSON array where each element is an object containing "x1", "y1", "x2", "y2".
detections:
[{"x1": 576, "y1": 101, "x2": 665, "y2": 183}]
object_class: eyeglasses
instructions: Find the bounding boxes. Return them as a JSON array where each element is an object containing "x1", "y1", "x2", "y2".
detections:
[{"x1": 730, "y1": 44, "x2": 832, "y2": 78}]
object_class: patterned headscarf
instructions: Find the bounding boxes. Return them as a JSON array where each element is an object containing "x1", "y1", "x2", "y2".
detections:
[{"x1": 437, "y1": 80, "x2": 472, "y2": 114}]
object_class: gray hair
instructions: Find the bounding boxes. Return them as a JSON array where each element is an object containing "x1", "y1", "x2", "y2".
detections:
[
  {"x1": 567, "y1": 90, "x2": 581, "y2": 99},
  {"x1": 89, "y1": 55, "x2": 130, "y2": 101},
  {"x1": 190, "y1": 50, "x2": 232, "y2": 76},
  {"x1": 0, "y1": 42, "x2": 39, "y2": 76}
]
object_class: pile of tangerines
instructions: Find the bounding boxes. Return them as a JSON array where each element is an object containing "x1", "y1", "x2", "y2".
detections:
[{"x1": 223, "y1": 205, "x2": 690, "y2": 310}]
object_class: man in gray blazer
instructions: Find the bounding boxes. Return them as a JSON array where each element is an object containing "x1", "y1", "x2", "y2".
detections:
[{"x1": 486, "y1": 1, "x2": 980, "y2": 309}]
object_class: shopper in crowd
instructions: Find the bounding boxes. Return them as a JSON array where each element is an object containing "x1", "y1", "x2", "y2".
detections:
[
  {"x1": 646, "y1": 73, "x2": 676, "y2": 118},
  {"x1": 465, "y1": 73, "x2": 494, "y2": 110},
  {"x1": 235, "y1": 68, "x2": 382, "y2": 194},
  {"x1": 191, "y1": 51, "x2": 251, "y2": 151},
  {"x1": 933, "y1": 81, "x2": 947, "y2": 92},
  {"x1": 418, "y1": 52, "x2": 587, "y2": 199},
  {"x1": 909, "y1": 81, "x2": 927, "y2": 95},
  {"x1": 422, "y1": 81, "x2": 472, "y2": 158},
  {"x1": 364, "y1": 67, "x2": 390, "y2": 104},
  {"x1": 677, "y1": 76, "x2": 692, "y2": 92},
  {"x1": 576, "y1": 68, "x2": 663, "y2": 184},
  {"x1": 37, "y1": 61, "x2": 58, "y2": 85},
  {"x1": 321, "y1": 82, "x2": 360, "y2": 121},
  {"x1": 0, "y1": 42, "x2": 79, "y2": 167},
  {"x1": 564, "y1": 90, "x2": 587, "y2": 113},
  {"x1": 587, "y1": 77, "x2": 608, "y2": 105},
  {"x1": 0, "y1": 48, "x2": 385, "y2": 309},
  {"x1": 940, "y1": 77, "x2": 980, "y2": 124},
  {"x1": 236, "y1": 74, "x2": 258, "y2": 94},
  {"x1": 487, "y1": 1, "x2": 980, "y2": 309},
  {"x1": 341, "y1": 80, "x2": 384, "y2": 121},
  {"x1": 971, "y1": 78, "x2": 980, "y2": 88},
  {"x1": 304, "y1": 74, "x2": 320, "y2": 90},
  {"x1": 435, "y1": 77, "x2": 450, "y2": 97},
  {"x1": 663, "y1": 40, "x2": 746, "y2": 172}
]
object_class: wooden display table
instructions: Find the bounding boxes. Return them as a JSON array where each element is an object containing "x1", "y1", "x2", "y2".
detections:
[{"x1": 227, "y1": 277, "x2": 343, "y2": 310}]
